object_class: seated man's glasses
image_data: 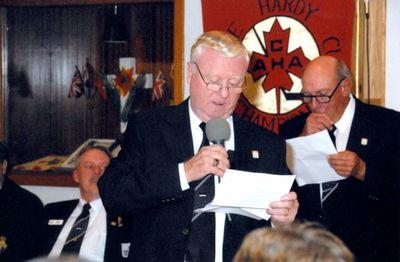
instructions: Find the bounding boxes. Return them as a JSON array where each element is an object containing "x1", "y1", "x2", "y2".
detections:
[
  {"x1": 194, "y1": 62, "x2": 245, "y2": 93},
  {"x1": 300, "y1": 78, "x2": 345, "y2": 104}
]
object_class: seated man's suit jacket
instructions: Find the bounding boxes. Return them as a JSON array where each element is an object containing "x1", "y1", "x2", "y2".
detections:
[
  {"x1": 98, "y1": 99, "x2": 290, "y2": 262},
  {"x1": 41, "y1": 199, "x2": 132, "y2": 262},
  {"x1": 279, "y1": 97, "x2": 400, "y2": 262},
  {"x1": 0, "y1": 177, "x2": 45, "y2": 261}
]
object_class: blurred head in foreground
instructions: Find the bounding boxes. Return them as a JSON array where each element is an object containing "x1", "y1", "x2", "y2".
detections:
[{"x1": 233, "y1": 222, "x2": 354, "y2": 262}]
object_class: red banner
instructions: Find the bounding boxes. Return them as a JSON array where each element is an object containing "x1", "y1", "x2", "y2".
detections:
[{"x1": 202, "y1": 0, "x2": 355, "y2": 133}]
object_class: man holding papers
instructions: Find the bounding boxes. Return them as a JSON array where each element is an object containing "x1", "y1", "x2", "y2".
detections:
[
  {"x1": 280, "y1": 55, "x2": 400, "y2": 262},
  {"x1": 98, "y1": 31, "x2": 298, "y2": 262}
]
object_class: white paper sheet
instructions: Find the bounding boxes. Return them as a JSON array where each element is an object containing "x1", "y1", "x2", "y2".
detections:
[
  {"x1": 199, "y1": 169, "x2": 295, "y2": 220},
  {"x1": 286, "y1": 130, "x2": 346, "y2": 186}
]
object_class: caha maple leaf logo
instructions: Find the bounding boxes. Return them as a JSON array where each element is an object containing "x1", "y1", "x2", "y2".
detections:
[{"x1": 248, "y1": 20, "x2": 309, "y2": 113}]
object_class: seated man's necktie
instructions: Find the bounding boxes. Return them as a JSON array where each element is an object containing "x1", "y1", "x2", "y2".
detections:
[{"x1": 60, "y1": 203, "x2": 91, "y2": 255}]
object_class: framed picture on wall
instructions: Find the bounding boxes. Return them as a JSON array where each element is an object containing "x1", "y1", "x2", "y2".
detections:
[{"x1": 61, "y1": 138, "x2": 121, "y2": 169}]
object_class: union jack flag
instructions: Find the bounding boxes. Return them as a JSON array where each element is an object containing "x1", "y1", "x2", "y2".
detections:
[
  {"x1": 68, "y1": 66, "x2": 84, "y2": 98},
  {"x1": 153, "y1": 70, "x2": 166, "y2": 100}
]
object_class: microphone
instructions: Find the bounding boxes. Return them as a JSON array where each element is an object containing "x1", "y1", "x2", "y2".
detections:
[{"x1": 205, "y1": 118, "x2": 230, "y2": 147}]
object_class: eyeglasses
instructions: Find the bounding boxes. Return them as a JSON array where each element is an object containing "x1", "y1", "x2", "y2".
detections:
[
  {"x1": 300, "y1": 78, "x2": 345, "y2": 104},
  {"x1": 193, "y1": 62, "x2": 245, "y2": 93}
]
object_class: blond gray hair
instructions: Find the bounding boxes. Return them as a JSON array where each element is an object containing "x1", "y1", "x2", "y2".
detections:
[
  {"x1": 234, "y1": 222, "x2": 354, "y2": 262},
  {"x1": 190, "y1": 31, "x2": 249, "y2": 64}
]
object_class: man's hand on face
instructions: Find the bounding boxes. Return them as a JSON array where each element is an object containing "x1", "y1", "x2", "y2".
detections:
[
  {"x1": 301, "y1": 113, "x2": 335, "y2": 136},
  {"x1": 184, "y1": 145, "x2": 229, "y2": 183},
  {"x1": 267, "y1": 191, "x2": 299, "y2": 226}
]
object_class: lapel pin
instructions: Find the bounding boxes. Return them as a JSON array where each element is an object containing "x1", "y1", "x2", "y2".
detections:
[
  {"x1": 251, "y1": 150, "x2": 259, "y2": 159},
  {"x1": 0, "y1": 235, "x2": 7, "y2": 253},
  {"x1": 111, "y1": 216, "x2": 124, "y2": 227},
  {"x1": 361, "y1": 138, "x2": 368, "y2": 146},
  {"x1": 48, "y1": 219, "x2": 64, "y2": 225}
]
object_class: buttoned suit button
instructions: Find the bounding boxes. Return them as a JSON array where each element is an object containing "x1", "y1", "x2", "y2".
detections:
[
  {"x1": 182, "y1": 228, "x2": 189, "y2": 235},
  {"x1": 369, "y1": 195, "x2": 378, "y2": 201}
]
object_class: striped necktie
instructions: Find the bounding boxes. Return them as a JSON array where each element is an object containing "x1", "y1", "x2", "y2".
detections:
[
  {"x1": 185, "y1": 122, "x2": 215, "y2": 262},
  {"x1": 60, "y1": 203, "x2": 91, "y2": 255},
  {"x1": 322, "y1": 125, "x2": 338, "y2": 204}
]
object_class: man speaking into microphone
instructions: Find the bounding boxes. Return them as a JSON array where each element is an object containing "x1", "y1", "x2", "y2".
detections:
[{"x1": 98, "y1": 31, "x2": 299, "y2": 262}]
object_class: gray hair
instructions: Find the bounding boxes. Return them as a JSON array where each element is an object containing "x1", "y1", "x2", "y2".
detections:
[
  {"x1": 336, "y1": 59, "x2": 353, "y2": 82},
  {"x1": 74, "y1": 145, "x2": 111, "y2": 169},
  {"x1": 190, "y1": 31, "x2": 249, "y2": 64}
]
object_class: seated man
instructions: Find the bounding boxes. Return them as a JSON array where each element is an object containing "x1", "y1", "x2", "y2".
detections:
[
  {"x1": 41, "y1": 145, "x2": 132, "y2": 262},
  {"x1": 0, "y1": 142, "x2": 45, "y2": 261}
]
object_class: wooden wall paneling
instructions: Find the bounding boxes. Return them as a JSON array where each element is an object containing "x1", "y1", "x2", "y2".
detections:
[
  {"x1": 6, "y1": 6, "x2": 119, "y2": 164},
  {"x1": 362, "y1": 0, "x2": 386, "y2": 105},
  {"x1": 128, "y1": 2, "x2": 174, "y2": 109},
  {"x1": 352, "y1": 0, "x2": 365, "y2": 98},
  {"x1": 0, "y1": 8, "x2": 4, "y2": 141},
  {"x1": 173, "y1": 0, "x2": 183, "y2": 105},
  {"x1": 5, "y1": 3, "x2": 174, "y2": 165}
]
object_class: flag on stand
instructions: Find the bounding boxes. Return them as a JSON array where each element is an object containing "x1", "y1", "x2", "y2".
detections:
[
  {"x1": 153, "y1": 70, "x2": 166, "y2": 100},
  {"x1": 68, "y1": 66, "x2": 84, "y2": 98},
  {"x1": 95, "y1": 75, "x2": 108, "y2": 101},
  {"x1": 82, "y1": 58, "x2": 96, "y2": 98}
]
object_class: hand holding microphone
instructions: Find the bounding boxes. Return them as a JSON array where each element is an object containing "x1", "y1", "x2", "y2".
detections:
[{"x1": 184, "y1": 118, "x2": 231, "y2": 183}]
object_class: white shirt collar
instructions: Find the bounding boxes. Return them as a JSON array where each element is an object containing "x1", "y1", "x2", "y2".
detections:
[
  {"x1": 188, "y1": 99, "x2": 234, "y2": 152},
  {"x1": 334, "y1": 94, "x2": 355, "y2": 134},
  {"x1": 79, "y1": 197, "x2": 103, "y2": 213}
]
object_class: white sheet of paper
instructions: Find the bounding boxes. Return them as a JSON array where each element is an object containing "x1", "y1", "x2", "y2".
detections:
[
  {"x1": 286, "y1": 130, "x2": 346, "y2": 186},
  {"x1": 200, "y1": 169, "x2": 295, "y2": 220}
]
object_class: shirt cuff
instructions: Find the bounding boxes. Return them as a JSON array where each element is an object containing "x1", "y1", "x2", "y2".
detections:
[{"x1": 178, "y1": 163, "x2": 190, "y2": 191}]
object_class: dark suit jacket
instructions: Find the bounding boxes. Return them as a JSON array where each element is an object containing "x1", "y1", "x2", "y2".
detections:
[
  {"x1": 279, "y1": 97, "x2": 400, "y2": 262},
  {"x1": 0, "y1": 177, "x2": 45, "y2": 262},
  {"x1": 41, "y1": 199, "x2": 132, "y2": 262},
  {"x1": 98, "y1": 99, "x2": 290, "y2": 262}
]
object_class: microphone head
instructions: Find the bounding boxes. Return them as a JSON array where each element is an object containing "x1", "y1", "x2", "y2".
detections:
[{"x1": 206, "y1": 118, "x2": 230, "y2": 145}]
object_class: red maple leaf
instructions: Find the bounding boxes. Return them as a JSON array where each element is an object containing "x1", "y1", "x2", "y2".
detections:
[{"x1": 248, "y1": 19, "x2": 309, "y2": 113}]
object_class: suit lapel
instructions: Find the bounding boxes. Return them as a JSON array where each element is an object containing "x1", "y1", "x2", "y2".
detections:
[
  {"x1": 231, "y1": 116, "x2": 264, "y2": 172},
  {"x1": 43, "y1": 200, "x2": 79, "y2": 253},
  {"x1": 163, "y1": 99, "x2": 194, "y2": 163},
  {"x1": 346, "y1": 99, "x2": 371, "y2": 156}
]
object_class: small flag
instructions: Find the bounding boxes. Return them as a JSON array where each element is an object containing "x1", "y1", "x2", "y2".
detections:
[
  {"x1": 153, "y1": 70, "x2": 166, "y2": 100},
  {"x1": 68, "y1": 66, "x2": 84, "y2": 98},
  {"x1": 82, "y1": 58, "x2": 96, "y2": 98},
  {"x1": 95, "y1": 75, "x2": 108, "y2": 101}
]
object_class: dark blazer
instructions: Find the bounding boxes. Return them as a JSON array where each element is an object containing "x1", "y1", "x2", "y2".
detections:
[
  {"x1": 0, "y1": 177, "x2": 45, "y2": 262},
  {"x1": 279, "y1": 98, "x2": 400, "y2": 262},
  {"x1": 98, "y1": 99, "x2": 290, "y2": 262},
  {"x1": 41, "y1": 199, "x2": 132, "y2": 262}
]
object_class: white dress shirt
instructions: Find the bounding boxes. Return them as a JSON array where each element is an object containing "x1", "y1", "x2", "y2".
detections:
[
  {"x1": 48, "y1": 198, "x2": 107, "y2": 262},
  {"x1": 319, "y1": 94, "x2": 356, "y2": 200},
  {"x1": 178, "y1": 100, "x2": 235, "y2": 262}
]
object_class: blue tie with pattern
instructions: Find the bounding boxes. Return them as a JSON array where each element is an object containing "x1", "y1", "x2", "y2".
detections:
[{"x1": 60, "y1": 203, "x2": 91, "y2": 255}]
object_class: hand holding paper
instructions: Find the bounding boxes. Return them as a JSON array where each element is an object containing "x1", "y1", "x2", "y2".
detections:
[
  {"x1": 201, "y1": 169, "x2": 295, "y2": 220},
  {"x1": 286, "y1": 130, "x2": 346, "y2": 186}
]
